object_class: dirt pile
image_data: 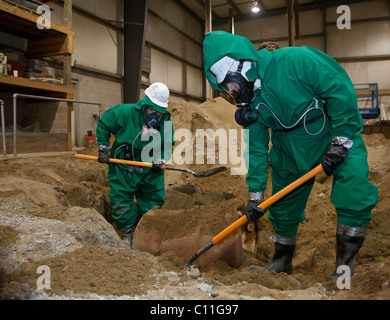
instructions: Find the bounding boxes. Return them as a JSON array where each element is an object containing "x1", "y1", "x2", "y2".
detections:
[{"x1": 0, "y1": 97, "x2": 389, "y2": 300}]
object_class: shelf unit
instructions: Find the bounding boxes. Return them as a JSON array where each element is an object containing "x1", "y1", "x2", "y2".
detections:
[{"x1": 0, "y1": 0, "x2": 75, "y2": 154}]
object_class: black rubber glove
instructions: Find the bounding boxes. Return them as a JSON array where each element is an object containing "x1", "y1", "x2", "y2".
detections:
[
  {"x1": 245, "y1": 200, "x2": 268, "y2": 221},
  {"x1": 97, "y1": 145, "x2": 111, "y2": 164},
  {"x1": 322, "y1": 140, "x2": 348, "y2": 176},
  {"x1": 151, "y1": 159, "x2": 165, "y2": 173}
]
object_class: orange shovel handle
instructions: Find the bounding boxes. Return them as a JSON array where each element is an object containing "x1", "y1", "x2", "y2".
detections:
[
  {"x1": 74, "y1": 153, "x2": 166, "y2": 169},
  {"x1": 212, "y1": 164, "x2": 324, "y2": 244}
]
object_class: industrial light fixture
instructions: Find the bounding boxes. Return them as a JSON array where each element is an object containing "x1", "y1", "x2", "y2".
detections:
[{"x1": 251, "y1": 1, "x2": 260, "y2": 13}]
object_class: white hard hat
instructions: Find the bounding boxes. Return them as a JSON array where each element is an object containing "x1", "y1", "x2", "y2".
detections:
[
  {"x1": 210, "y1": 56, "x2": 252, "y2": 84},
  {"x1": 145, "y1": 82, "x2": 170, "y2": 109}
]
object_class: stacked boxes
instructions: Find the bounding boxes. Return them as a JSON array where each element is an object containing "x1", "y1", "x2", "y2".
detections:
[
  {"x1": 0, "y1": 53, "x2": 7, "y2": 75},
  {"x1": 23, "y1": 58, "x2": 63, "y2": 84}
]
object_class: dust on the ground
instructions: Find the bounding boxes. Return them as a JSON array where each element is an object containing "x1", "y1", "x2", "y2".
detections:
[{"x1": 0, "y1": 97, "x2": 389, "y2": 300}]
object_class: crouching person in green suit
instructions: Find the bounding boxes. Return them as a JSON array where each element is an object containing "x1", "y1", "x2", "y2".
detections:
[{"x1": 96, "y1": 82, "x2": 174, "y2": 247}]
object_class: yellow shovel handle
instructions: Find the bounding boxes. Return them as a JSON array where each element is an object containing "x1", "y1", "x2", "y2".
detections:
[
  {"x1": 74, "y1": 153, "x2": 166, "y2": 169},
  {"x1": 212, "y1": 164, "x2": 324, "y2": 244}
]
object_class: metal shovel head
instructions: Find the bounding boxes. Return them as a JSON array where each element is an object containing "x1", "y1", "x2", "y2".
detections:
[{"x1": 193, "y1": 166, "x2": 227, "y2": 178}]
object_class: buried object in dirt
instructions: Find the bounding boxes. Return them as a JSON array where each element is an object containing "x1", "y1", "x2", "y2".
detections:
[
  {"x1": 185, "y1": 164, "x2": 324, "y2": 270},
  {"x1": 132, "y1": 199, "x2": 243, "y2": 268},
  {"x1": 74, "y1": 154, "x2": 227, "y2": 178}
]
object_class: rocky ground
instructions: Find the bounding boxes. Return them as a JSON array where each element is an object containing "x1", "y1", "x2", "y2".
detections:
[{"x1": 0, "y1": 97, "x2": 389, "y2": 301}]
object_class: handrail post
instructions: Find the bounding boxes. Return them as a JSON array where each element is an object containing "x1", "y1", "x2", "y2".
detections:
[{"x1": 0, "y1": 99, "x2": 6, "y2": 158}]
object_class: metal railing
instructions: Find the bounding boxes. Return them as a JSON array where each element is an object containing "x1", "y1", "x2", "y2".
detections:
[
  {"x1": 12, "y1": 93, "x2": 102, "y2": 158},
  {"x1": 354, "y1": 83, "x2": 380, "y2": 119}
]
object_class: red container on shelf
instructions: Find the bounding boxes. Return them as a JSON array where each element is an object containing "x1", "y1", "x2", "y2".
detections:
[{"x1": 7, "y1": 60, "x2": 26, "y2": 77}]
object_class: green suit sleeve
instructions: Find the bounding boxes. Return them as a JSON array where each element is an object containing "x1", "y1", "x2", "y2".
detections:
[
  {"x1": 96, "y1": 106, "x2": 120, "y2": 147},
  {"x1": 245, "y1": 122, "x2": 270, "y2": 192},
  {"x1": 292, "y1": 49, "x2": 363, "y2": 139}
]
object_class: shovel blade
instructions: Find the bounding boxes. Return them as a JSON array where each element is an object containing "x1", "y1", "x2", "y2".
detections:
[{"x1": 193, "y1": 166, "x2": 227, "y2": 178}]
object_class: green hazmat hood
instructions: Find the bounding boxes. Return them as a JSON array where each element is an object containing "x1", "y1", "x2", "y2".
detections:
[
  {"x1": 139, "y1": 95, "x2": 169, "y2": 114},
  {"x1": 203, "y1": 31, "x2": 261, "y2": 91}
]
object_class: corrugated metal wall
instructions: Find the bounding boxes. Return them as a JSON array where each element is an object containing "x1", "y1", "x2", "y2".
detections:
[{"x1": 46, "y1": 0, "x2": 389, "y2": 146}]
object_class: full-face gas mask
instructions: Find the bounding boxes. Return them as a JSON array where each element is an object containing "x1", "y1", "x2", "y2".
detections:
[
  {"x1": 142, "y1": 106, "x2": 165, "y2": 138},
  {"x1": 143, "y1": 106, "x2": 161, "y2": 128},
  {"x1": 216, "y1": 60, "x2": 258, "y2": 127},
  {"x1": 220, "y1": 60, "x2": 255, "y2": 107}
]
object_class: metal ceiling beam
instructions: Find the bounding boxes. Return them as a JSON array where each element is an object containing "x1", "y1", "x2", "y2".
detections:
[
  {"x1": 226, "y1": 0, "x2": 242, "y2": 15},
  {"x1": 214, "y1": 0, "x2": 369, "y2": 25},
  {"x1": 172, "y1": 0, "x2": 203, "y2": 24},
  {"x1": 256, "y1": 0, "x2": 267, "y2": 13},
  {"x1": 56, "y1": 0, "x2": 122, "y2": 32},
  {"x1": 195, "y1": 0, "x2": 221, "y2": 20},
  {"x1": 306, "y1": 0, "x2": 368, "y2": 10}
]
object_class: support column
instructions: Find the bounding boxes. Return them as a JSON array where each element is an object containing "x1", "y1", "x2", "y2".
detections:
[
  {"x1": 323, "y1": 8, "x2": 328, "y2": 53},
  {"x1": 64, "y1": 0, "x2": 73, "y2": 150},
  {"x1": 63, "y1": 0, "x2": 72, "y2": 86},
  {"x1": 205, "y1": 0, "x2": 212, "y2": 100},
  {"x1": 123, "y1": 0, "x2": 148, "y2": 103},
  {"x1": 228, "y1": 8, "x2": 234, "y2": 34},
  {"x1": 287, "y1": 0, "x2": 295, "y2": 47},
  {"x1": 294, "y1": 0, "x2": 300, "y2": 40}
]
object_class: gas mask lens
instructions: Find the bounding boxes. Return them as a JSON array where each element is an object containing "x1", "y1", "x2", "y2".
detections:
[
  {"x1": 220, "y1": 71, "x2": 254, "y2": 106},
  {"x1": 220, "y1": 81, "x2": 241, "y2": 100}
]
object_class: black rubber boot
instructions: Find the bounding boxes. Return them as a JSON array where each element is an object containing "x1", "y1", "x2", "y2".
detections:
[
  {"x1": 249, "y1": 237, "x2": 296, "y2": 275},
  {"x1": 328, "y1": 223, "x2": 366, "y2": 281}
]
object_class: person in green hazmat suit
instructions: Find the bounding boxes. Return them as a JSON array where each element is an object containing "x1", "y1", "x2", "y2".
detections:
[
  {"x1": 203, "y1": 31, "x2": 378, "y2": 280},
  {"x1": 96, "y1": 82, "x2": 174, "y2": 247}
]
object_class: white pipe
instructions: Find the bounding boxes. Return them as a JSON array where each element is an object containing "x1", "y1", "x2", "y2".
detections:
[
  {"x1": 13, "y1": 93, "x2": 102, "y2": 158},
  {"x1": 380, "y1": 104, "x2": 387, "y2": 121}
]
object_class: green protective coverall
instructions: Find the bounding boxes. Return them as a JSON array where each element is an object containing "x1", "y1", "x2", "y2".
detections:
[
  {"x1": 203, "y1": 31, "x2": 378, "y2": 238},
  {"x1": 96, "y1": 95, "x2": 174, "y2": 230}
]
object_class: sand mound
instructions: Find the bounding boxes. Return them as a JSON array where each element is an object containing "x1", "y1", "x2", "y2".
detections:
[{"x1": 0, "y1": 97, "x2": 389, "y2": 300}]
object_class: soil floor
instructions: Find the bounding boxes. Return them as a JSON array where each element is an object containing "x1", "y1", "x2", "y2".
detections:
[{"x1": 0, "y1": 97, "x2": 389, "y2": 301}]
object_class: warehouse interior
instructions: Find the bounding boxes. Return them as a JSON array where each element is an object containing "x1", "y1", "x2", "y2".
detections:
[
  {"x1": 1, "y1": 0, "x2": 390, "y2": 301},
  {"x1": 0, "y1": 0, "x2": 389, "y2": 155}
]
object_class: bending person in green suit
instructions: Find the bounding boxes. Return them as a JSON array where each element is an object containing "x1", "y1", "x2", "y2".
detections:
[
  {"x1": 203, "y1": 31, "x2": 378, "y2": 280},
  {"x1": 96, "y1": 82, "x2": 174, "y2": 247}
]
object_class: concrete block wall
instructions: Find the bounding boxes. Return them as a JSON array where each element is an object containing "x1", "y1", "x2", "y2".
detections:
[
  {"x1": 21, "y1": 101, "x2": 68, "y2": 133},
  {"x1": 71, "y1": 73, "x2": 122, "y2": 148}
]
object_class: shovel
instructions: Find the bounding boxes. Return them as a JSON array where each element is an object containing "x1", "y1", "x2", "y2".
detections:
[
  {"x1": 74, "y1": 154, "x2": 227, "y2": 178},
  {"x1": 185, "y1": 164, "x2": 324, "y2": 270}
]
